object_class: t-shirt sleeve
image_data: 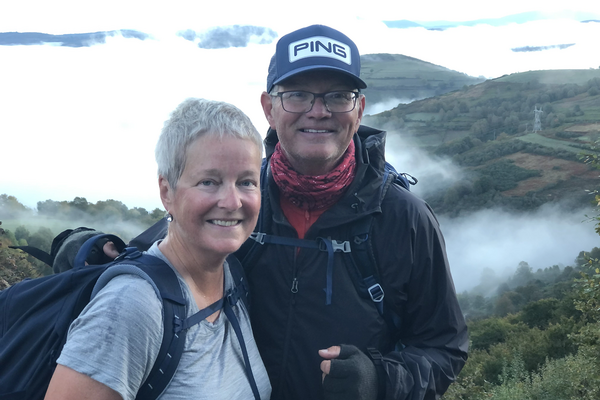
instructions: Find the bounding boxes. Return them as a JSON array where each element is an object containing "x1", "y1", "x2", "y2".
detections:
[{"x1": 56, "y1": 273, "x2": 164, "y2": 400}]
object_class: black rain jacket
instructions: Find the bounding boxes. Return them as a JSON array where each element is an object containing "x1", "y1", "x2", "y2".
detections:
[{"x1": 235, "y1": 125, "x2": 468, "y2": 400}]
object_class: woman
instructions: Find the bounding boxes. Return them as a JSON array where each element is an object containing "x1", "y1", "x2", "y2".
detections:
[{"x1": 45, "y1": 98, "x2": 271, "y2": 400}]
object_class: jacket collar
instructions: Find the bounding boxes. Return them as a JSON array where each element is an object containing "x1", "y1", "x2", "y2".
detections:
[{"x1": 263, "y1": 126, "x2": 391, "y2": 227}]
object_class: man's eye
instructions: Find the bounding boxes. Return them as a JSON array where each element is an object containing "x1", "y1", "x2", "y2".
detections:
[
  {"x1": 286, "y1": 92, "x2": 309, "y2": 100},
  {"x1": 239, "y1": 180, "x2": 257, "y2": 187},
  {"x1": 328, "y1": 92, "x2": 350, "y2": 100},
  {"x1": 199, "y1": 180, "x2": 214, "y2": 186}
]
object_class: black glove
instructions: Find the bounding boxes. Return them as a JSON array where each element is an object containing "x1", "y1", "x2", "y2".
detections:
[{"x1": 323, "y1": 344, "x2": 378, "y2": 400}]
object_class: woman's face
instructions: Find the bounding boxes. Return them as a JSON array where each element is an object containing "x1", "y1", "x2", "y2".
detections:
[{"x1": 160, "y1": 135, "x2": 262, "y2": 258}]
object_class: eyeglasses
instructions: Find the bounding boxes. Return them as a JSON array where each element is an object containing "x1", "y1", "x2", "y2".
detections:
[{"x1": 272, "y1": 90, "x2": 360, "y2": 114}]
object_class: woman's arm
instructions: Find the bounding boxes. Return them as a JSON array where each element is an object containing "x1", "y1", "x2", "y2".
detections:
[{"x1": 45, "y1": 365, "x2": 122, "y2": 400}]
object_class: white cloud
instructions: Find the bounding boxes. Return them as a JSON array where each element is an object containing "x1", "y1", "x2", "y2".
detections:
[{"x1": 440, "y1": 204, "x2": 599, "y2": 292}]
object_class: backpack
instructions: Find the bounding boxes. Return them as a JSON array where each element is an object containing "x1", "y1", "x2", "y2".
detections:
[
  {"x1": 238, "y1": 159, "x2": 417, "y2": 332},
  {"x1": 0, "y1": 232, "x2": 254, "y2": 400}
]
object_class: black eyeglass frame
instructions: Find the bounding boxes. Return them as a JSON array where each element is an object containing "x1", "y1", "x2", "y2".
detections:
[{"x1": 271, "y1": 90, "x2": 361, "y2": 114}]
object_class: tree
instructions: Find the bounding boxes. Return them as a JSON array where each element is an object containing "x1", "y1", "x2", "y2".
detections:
[
  {"x1": 0, "y1": 194, "x2": 29, "y2": 218},
  {"x1": 70, "y1": 197, "x2": 90, "y2": 212},
  {"x1": 470, "y1": 119, "x2": 489, "y2": 140},
  {"x1": 469, "y1": 317, "x2": 514, "y2": 351},
  {"x1": 495, "y1": 294, "x2": 516, "y2": 316},
  {"x1": 513, "y1": 261, "x2": 533, "y2": 286},
  {"x1": 520, "y1": 298, "x2": 559, "y2": 329},
  {"x1": 37, "y1": 199, "x2": 66, "y2": 216},
  {"x1": 27, "y1": 227, "x2": 54, "y2": 254},
  {"x1": 14, "y1": 225, "x2": 30, "y2": 243}
]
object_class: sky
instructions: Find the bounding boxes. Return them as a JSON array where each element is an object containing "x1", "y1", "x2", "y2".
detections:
[{"x1": 2, "y1": 0, "x2": 600, "y2": 290}]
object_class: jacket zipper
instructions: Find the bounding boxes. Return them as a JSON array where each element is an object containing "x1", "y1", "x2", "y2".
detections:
[{"x1": 276, "y1": 247, "x2": 300, "y2": 398}]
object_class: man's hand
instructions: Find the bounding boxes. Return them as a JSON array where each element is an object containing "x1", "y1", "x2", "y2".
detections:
[
  {"x1": 319, "y1": 345, "x2": 378, "y2": 400},
  {"x1": 102, "y1": 241, "x2": 120, "y2": 259}
]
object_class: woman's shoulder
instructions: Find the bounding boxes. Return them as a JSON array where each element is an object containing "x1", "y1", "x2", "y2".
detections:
[{"x1": 93, "y1": 269, "x2": 164, "y2": 320}]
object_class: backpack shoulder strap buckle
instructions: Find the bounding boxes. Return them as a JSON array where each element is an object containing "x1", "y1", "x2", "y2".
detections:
[
  {"x1": 367, "y1": 283, "x2": 385, "y2": 303},
  {"x1": 249, "y1": 232, "x2": 266, "y2": 245},
  {"x1": 331, "y1": 240, "x2": 351, "y2": 253}
]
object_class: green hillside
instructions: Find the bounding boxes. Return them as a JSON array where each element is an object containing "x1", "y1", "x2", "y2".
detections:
[
  {"x1": 360, "y1": 53, "x2": 485, "y2": 105},
  {"x1": 364, "y1": 68, "x2": 600, "y2": 215}
]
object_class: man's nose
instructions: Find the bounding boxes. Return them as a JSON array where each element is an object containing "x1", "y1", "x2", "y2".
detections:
[{"x1": 307, "y1": 96, "x2": 331, "y2": 117}]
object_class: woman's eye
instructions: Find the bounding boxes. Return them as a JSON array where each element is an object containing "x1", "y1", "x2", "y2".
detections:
[{"x1": 199, "y1": 180, "x2": 214, "y2": 186}]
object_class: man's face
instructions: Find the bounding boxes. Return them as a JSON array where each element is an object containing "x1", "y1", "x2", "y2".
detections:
[{"x1": 261, "y1": 70, "x2": 365, "y2": 175}]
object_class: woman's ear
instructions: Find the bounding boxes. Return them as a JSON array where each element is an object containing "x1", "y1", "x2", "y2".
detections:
[{"x1": 158, "y1": 176, "x2": 173, "y2": 212}]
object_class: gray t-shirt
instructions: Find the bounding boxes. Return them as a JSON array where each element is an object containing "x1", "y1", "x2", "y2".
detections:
[{"x1": 57, "y1": 242, "x2": 271, "y2": 400}]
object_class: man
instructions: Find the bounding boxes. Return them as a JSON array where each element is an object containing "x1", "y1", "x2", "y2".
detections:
[
  {"x1": 235, "y1": 25, "x2": 468, "y2": 400},
  {"x1": 88, "y1": 24, "x2": 467, "y2": 400}
]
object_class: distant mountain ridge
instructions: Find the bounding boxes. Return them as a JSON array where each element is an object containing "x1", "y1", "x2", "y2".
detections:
[
  {"x1": 0, "y1": 30, "x2": 148, "y2": 47},
  {"x1": 0, "y1": 26, "x2": 277, "y2": 49},
  {"x1": 384, "y1": 10, "x2": 600, "y2": 30}
]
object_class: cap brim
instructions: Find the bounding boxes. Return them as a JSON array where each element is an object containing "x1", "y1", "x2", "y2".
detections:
[{"x1": 272, "y1": 65, "x2": 367, "y2": 90}]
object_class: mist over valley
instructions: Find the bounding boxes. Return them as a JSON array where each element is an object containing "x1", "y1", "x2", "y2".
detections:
[{"x1": 2, "y1": 12, "x2": 600, "y2": 295}]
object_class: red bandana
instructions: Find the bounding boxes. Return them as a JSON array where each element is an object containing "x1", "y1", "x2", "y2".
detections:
[{"x1": 270, "y1": 141, "x2": 357, "y2": 210}]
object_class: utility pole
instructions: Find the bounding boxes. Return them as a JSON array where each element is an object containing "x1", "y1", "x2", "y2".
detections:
[{"x1": 533, "y1": 106, "x2": 543, "y2": 132}]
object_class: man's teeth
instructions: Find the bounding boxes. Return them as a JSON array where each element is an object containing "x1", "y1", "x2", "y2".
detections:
[
  {"x1": 211, "y1": 220, "x2": 239, "y2": 226},
  {"x1": 303, "y1": 129, "x2": 329, "y2": 133}
]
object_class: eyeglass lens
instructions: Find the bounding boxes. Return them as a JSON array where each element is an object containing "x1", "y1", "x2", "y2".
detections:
[{"x1": 280, "y1": 91, "x2": 357, "y2": 113}]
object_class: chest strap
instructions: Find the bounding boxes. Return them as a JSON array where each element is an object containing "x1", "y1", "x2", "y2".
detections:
[{"x1": 249, "y1": 232, "x2": 382, "y2": 309}]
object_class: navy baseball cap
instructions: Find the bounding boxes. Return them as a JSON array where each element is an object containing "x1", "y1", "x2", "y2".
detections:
[{"x1": 266, "y1": 25, "x2": 367, "y2": 93}]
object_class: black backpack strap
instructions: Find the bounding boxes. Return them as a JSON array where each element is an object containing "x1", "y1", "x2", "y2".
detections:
[
  {"x1": 384, "y1": 161, "x2": 417, "y2": 191},
  {"x1": 347, "y1": 216, "x2": 400, "y2": 333},
  {"x1": 226, "y1": 254, "x2": 251, "y2": 311},
  {"x1": 237, "y1": 158, "x2": 271, "y2": 273},
  {"x1": 132, "y1": 254, "x2": 187, "y2": 400},
  {"x1": 85, "y1": 240, "x2": 260, "y2": 400},
  {"x1": 223, "y1": 299, "x2": 261, "y2": 400},
  {"x1": 7, "y1": 245, "x2": 53, "y2": 266},
  {"x1": 83, "y1": 244, "x2": 187, "y2": 400},
  {"x1": 136, "y1": 253, "x2": 260, "y2": 400}
]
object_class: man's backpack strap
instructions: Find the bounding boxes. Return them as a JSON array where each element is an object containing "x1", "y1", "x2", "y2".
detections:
[
  {"x1": 384, "y1": 161, "x2": 417, "y2": 191},
  {"x1": 346, "y1": 216, "x2": 400, "y2": 333},
  {"x1": 237, "y1": 158, "x2": 271, "y2": 273}
]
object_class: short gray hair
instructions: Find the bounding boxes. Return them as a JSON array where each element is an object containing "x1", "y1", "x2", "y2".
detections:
[{"x1": 155, "y1": 98, "x2": 263, "y2": 189}]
